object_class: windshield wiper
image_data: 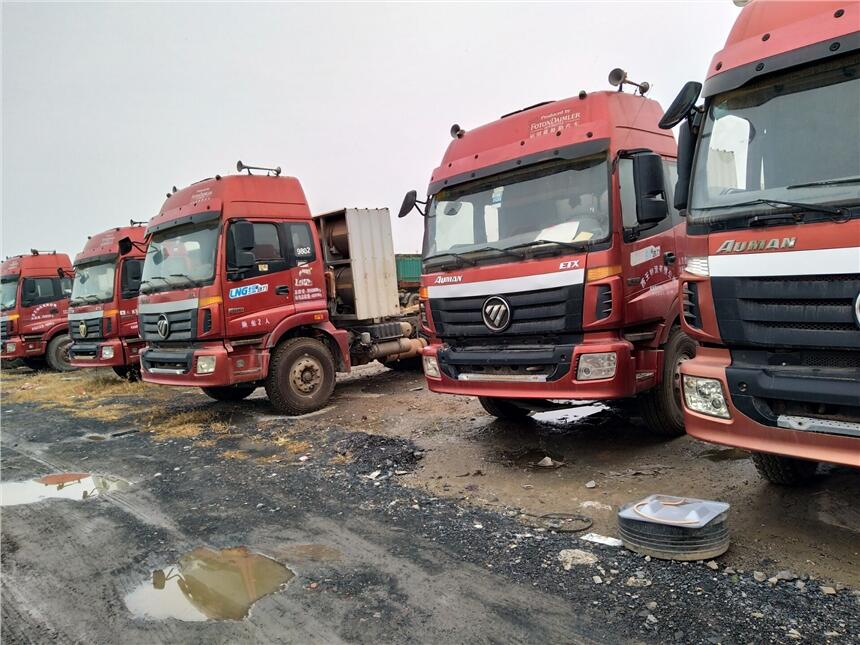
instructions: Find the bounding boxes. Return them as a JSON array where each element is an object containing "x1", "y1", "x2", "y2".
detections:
[
  {"x1": 696, "y1": 198, "x2": 846, "y2": 217},
  {"x1": 469, "y1": 246, "x2": 526, "y2": 260},
  {"x1": 83, "y1": 295, "x2": 101, "y2": 303},
  {"x1": 787, "y1": 176, "x2": 860, "y2": 189},
  {"x1": 169, "y1": 273, "x2": 202, "y2": 287},
  {"x1": 423, "y1": 252, "x2": 477, "y2": 267},
  {"x1": 505, "y1": 239, "x2": 592, "y2": 253}
]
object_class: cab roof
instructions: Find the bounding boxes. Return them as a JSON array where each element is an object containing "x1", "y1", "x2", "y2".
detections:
[
  {"x1": 428, "y1": 90, "x2": 674, "y2": 194},
  {"x1": 704, "y1": 0, "x2": 859, "y2": 97},
  {"x1": 1, "y1": 252, "x2": 72, "y2": 278},
  {"x1": 147, "y1": 174, "x2": 311, "y2": 235},
  {"x1": 75, "y1": 224, "x2": 147, "y2": 265}
]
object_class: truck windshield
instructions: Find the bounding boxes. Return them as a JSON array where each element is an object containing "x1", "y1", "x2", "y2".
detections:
[
  {"x1": 425, "y1": 155, "x2": 609, "y2": 262},
  {"x1": 71, "y1": 261, "x2": 115, "y2": 305},
  {"x1": 141, "y1": 220, "x2": 219, "y2": 294},
  {"x1": 1, "y1": 278, "x2": 18, "y2": 311},
  {"x1": 689, "y1": 52, "x2": 860, "y2": 224}
]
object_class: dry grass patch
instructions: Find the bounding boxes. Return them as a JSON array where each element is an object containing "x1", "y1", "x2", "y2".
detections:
[
  {"x1": 272, "y1": 436, "x2": 312, "y2": 455},
  {"x1": 142, "y1": 408, "x2": 226, "y2": 441},
  {"x1": 222, "y1": 449, "x2": 250, "y2": 460}
]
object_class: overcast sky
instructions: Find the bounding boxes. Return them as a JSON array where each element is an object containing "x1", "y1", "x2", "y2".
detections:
[{"x1": 2, "y1": 1, "x2": 739, "y2": 257}]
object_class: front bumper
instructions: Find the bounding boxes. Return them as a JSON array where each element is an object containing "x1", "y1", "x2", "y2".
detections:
[
  {"x1": 422, "y1": 337, "x2": 637, "y2": 400},
  {"x1": 69, "y1": 338, "x2": 143, "y2": 368},
  {"x1": 140, "y1": 341, "x2": 267, "y2": 387},
  {"x1": 1, "y1": 336, "x2": 45, "y2": 360},
  {"x1": 681, "y1": 347, "x2": 860, "y2": 468}
]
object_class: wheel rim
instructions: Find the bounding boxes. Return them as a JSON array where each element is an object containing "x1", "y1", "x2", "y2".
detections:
[
  {"x1": 59, "y1": 338, "x2": 73, "y2": 367},
  {"x1": 289, "y1": 354, "x2": 323, "y2": 396}
]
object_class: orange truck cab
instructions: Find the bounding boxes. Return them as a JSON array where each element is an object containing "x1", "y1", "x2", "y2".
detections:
[
  {"x1": 1, "y1": 251, "x2": 74, "y2": 371},
  {"x1": 67, "y1": 225, "x2": 147, "y2": 378},
  {"x1": 661, "y1": 0, "x2": 860, "y2": 483},
  {"x1": 400, "y1": 76, "x2": 691, "y2": 437},
  {"x1": 125, "y1": 166, "x2": 422, "y2": 414}
]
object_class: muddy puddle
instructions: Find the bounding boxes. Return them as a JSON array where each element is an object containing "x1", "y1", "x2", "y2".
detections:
[
  {"x1": 125, "y1": 546, "x2": 294, "y2": 621},
  {"x1": 0, "y1": 473, "x2": 131, "y2": 506}
]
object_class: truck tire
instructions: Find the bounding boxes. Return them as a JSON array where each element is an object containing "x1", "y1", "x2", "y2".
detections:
[
  {"x1": 201, "y1": 384, "x2": 258, "y2": 402},
  {"x1": 113, "y1": 365, "x2": 141, "y2": 382},
  {"x1": 45, "y1": 335, "x2": 77, "y2": 372},
  {"x1": 265, "y1": 337, "x2": 336, "y2": 415},
  {"x1": 639, "y1": 327, "x2": 696, "y2": 437},
  {"x1": 478, "y1": 396, "x2": 533, "y2": 420},
  {"x1": 751, "y1": 452, "x2": 818, "y2": 486}
]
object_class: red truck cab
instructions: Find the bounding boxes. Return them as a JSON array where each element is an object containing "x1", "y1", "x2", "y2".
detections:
[
  {"x1": 661, "y1": 0, "x2": 860, "y2": 482},
  {"x1": 401, "y1": 79, "x2": 692, "y2": 436},
  {"x1": 1, "y1": 251, "x2": 74, "y2": 371},
  {"x1": 68, "y1": 225, "x2": 147, "y2": 378}
]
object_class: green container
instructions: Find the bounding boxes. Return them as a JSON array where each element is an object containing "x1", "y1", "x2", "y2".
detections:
[{"x1": 395, "y1": 254, "x2": 422, "y2": 286}]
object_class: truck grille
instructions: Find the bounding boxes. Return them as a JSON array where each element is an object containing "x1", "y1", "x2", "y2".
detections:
[
  {"x1": 70, "y1": 318, "x2": 103, "y2": 341},
  {"x1": 0, "y1": 320, "x2": 8, "y2": 339},
  {"x1": 140, "y1": 309, "x2": 197, "y2": 341},
  {"x1": 712, "y1": 274, "x2": 860, "y2": 350},
  {"x1": 429, "y1": 285, "x2": 583, "y2": 342}
]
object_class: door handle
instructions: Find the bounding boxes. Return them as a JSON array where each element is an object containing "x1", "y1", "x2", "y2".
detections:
[
  {"x1": 663, "y1": 252, "x2": 676, "y2": 265},
  {"x1": 275, "y1": 285, "x2": 290, "y2": 296}
]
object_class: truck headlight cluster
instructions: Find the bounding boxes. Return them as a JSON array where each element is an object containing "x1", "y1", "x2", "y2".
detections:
[
  {"x1": 101, "y1": 346, "x2": 115, "y2": 360},
  {"x1": 682, "y1": 375, "x2": 730, "y2": 419},
  {"x1": 685, "y1": 256, "x2": 710, "y2": 277},
  {"x1": 422, "y1": 355, "x2": 441, "y2": 379},
  {"x1": 196, "y1": 355, "x2": 217, "y2": 374},
  {"x1": 576, "y1": 352, "x2": 616, "y2": 380},
  {"x1": 5, "y1": 342, "x2": 16, "y2": 353}
]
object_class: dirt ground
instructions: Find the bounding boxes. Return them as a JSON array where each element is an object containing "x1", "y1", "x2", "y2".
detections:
[{"x1": 1, "y1": 364, "x2": 858, "y2": 644}]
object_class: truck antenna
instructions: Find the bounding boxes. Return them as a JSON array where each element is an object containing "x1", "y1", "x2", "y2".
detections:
[
  {"x1": 608, "y1": 68, "x2": 650, "y2": 95},
  {"x1": 236, "y1": 160, "x2": 282, "y2": 177}
]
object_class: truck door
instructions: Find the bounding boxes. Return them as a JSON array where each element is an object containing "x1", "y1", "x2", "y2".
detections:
[
  {"x1": 617, "y1": 153, "x2": 682, "y2": 325},
  {"x1": 281, "y1": 220, "x2": 327, "y2": 313},
  {"x1": 20, "y1": 276, "x2": 69, "y2": 335},
  {"x1": 223, "y1": 219, "x2": 295, "y2": 338},
  {"x1": 118, "y1": 258, "x2": 143, "y2": 338}
]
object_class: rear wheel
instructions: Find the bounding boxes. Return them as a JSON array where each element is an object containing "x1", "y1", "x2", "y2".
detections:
[
  {"x1": 201, "y1": 384, "x2": 258, "y2": 402},
  {"x1": 751, "y1": 453, "x2": 818, "y2": 485},
  {"x1": 478, "y1": 396, "x2": 533, "y2": 420},
  {"x1": 639, "y1": 327, "x2": 696, "y2": 437},
  {"x1": 45, "y1": 335, "x2": 76, "y2": 372},
  {"x1": 265, "y1": 337, "x2": 336, "y2": 415}
]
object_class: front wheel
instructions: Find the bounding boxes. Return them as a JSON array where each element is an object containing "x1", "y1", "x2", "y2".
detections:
[
  {"x1": 478, "y1": 396, "x2": 533, "y2": 420},
  {"x1": 45, "y1": 335, "x2": 77, "y2": 372},
  {"x1": 639, "y1": 327, "x2": 696, "y2": 437},
  {"x1": 201, "y1": 384, "x2": 258, "y2": 402},
  {"x1": 751, "y1": 453, "x2": 818, "y2": 485},
  {"x1": 265, "y1": 337, "x2": 336, "y2": 415}
]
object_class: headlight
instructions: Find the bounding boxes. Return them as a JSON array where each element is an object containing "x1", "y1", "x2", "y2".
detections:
[
  {"x1": 196, "y1": 355, "x2": 217, "y2": 374},
  {"x1": 683, "y1": 375, "x2": 730, "y2": 419},
  {"x1": 6, "y1": 342, "x2": 16, "y2": 353},
  {"x1": 101, "y1": 346, "x2": 115, "y2": 359},
  {"x1": 685, "y1": 256, "x2": 709, "y2": 277},
  {"x1": 422, "y1": 355, "x2": 441, "y2": 379},
  {"x1": 576, "y1": 352, "x2": 617, "y2": 380}
]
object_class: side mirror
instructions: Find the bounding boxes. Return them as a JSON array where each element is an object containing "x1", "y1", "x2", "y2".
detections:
[
  {"x1": 118, "y1": 237, "x2": 133, "y2": 256},
  {"x1": 674, "y1": 120, "x2": 695, "y2": 211},
  {"x1": 57, "y1": 267, "x2": 66, "y2": 278},
  {"x1": 231, "y1": 221, "x2": 256, "y2": 269},
  {"x1": 659, "y1": 81, "x2": 702, "y2": 130},
  {"x1": 633, "y1": 153, "x2": 668, "y2": 225},
  {"x1": 398, "y1": 190, "x2": 418, "y2": 218}
]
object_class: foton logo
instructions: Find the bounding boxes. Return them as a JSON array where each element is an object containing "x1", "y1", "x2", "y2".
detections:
[
  {"x1": 716, "y1": 238, "x2": 796, "y2": 254},
  {"x1": 434, "y1": 275, "x2": 463, "y2": 284}
]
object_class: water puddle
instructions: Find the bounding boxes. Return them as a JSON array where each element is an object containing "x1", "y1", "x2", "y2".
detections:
[
  {"x1": 699, "y1": 447, "x2": 750, "y2": 462},
  {"x1": 0, "y1": 473, "x2": 131, "y2": 506},
  {"x1": 125, "y1": 546, "x2": 294, "y2": 621}
]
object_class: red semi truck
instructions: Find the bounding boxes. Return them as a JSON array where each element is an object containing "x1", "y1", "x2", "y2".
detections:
[
  {"x1": 1, "y1": 251, "x2": 75, "y2": 371},
  {"x1": 67, "y1": 224, "x2": 147, "y2": 379},
  {"x1": 124, "y1": 164, "x2": 423, "y2": 413},
  {"x1": 659, "y1": 0, "x2": 860, "y2": 483},
  {"x1": 400, "y1": 76, "x2": 692, "y2": 436}
]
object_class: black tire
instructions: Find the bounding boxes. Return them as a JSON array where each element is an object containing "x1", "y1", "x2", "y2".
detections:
[
  {"x1": 751, "y1": 452, "x2": 818, "y2": 485},
  {"x1": 201, "y1": 384, "x2": 258, "y2": 402},
  {"x1": 265, "y1": 337, "x2": 336, "y2": 415},
  {"x1": 113, "y1": 365, "x2": 141, "y2": 382},
  {"x1": 478, "y1": 396, "x2": 533, "y2": 420},
  {"x1": 639, "y1": 326, "x2": 696, "y2": 437},
  {"x1": 45, "y1": 335, "x2": 77, "y2": 372}
]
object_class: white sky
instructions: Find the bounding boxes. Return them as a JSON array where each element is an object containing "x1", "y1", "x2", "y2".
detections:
[{"x1": 2, "y1": 1, "x2": 739, "y2": 257}]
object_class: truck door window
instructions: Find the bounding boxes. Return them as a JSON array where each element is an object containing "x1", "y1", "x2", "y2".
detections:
[
  {"x1": 59, "y1": 277, "x2": 72, "y2": 297},
  {"x1": 226, "y1": 221, "x2": 289, "y2": 279},
  {"x1": 120, "y1": 259, "x2": 144, "y2": 298},
  {"x1": 663, "y1": 160, "x2": 682, "y2": 226},
  {"x1": 283, "y1": 222, "x2": 317, "y2": 265},
  {"x1": 21, "y1": 277, "x2": 62, "y2": 307}
]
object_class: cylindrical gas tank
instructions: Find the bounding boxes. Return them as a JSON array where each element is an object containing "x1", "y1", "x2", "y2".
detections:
[
  {"x1": 333, "y1": 266, "x2": 355, "y2": 308},
  {"x1": 326, "y1": 219, "x2": 350, "y2": 258}
]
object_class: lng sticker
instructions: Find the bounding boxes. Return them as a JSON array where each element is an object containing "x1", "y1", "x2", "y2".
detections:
[
  {"x1": 630, "y1": 245, "x2": 661, "y2": 267},
  {"x1": 229, "y1": 283, "x2": 269, "y2": 299}
]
